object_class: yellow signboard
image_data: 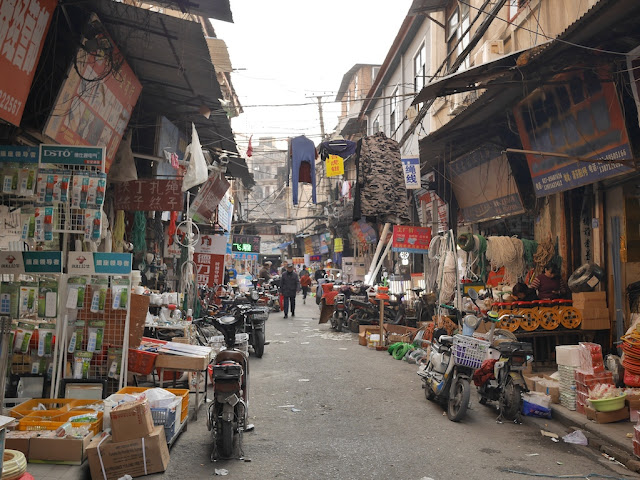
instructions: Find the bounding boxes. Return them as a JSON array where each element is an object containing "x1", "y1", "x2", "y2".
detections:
[{"x1": 326, "y1": 154, "x2": 344, "y2": 177}]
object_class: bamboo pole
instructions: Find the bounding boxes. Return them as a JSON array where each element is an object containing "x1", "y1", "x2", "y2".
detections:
[{"x1": 365, "y1": 223, "x2": 391, "y2": 284}]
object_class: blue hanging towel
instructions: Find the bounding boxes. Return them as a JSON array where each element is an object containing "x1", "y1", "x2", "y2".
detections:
[{"x1": 290, "y1": 136, "x2": 317, "y2": 206}]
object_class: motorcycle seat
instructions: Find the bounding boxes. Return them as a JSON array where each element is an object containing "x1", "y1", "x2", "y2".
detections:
[
  {"x1": 438, "y1": 335, "x2": 454, "y2": 346},
  {"x1": 496, "y1": 341, "x2": 533, "y2": 355}
]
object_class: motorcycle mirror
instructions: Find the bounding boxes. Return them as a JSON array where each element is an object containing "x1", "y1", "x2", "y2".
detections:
[{"x1": 467, "y1": 289, "x2": 479, "y2": 301}]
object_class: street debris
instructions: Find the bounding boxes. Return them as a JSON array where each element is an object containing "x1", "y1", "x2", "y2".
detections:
[
  {"x1": 214, "y1": 468, "x2": 229, "y2": 476},
  {"x1": 540, "y1": 430, "x2": 559, "y2": 439},
  {"x1": 301, "y1": 342, "x2": 310, "y2": 344},
  {"x1": 299, "y1": 379, "x2": 310, "y2": 382},
  {"x1": 526, "y1": 453, "x2": 539, "y2": 457},
  {"x1": 291, "y1": 408, "x2": 301, "y2": 412},
  {"x1": 562, "y1": 430, "x2": 588, "y2": 445},
  {"x1": 278, "y1": 405, "x2": 295, "y2": 408}
]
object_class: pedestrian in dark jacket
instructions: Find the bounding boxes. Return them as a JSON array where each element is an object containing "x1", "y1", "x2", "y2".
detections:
[{"x1": 280, "y1": 264, "x2": 300, "y2": 318}]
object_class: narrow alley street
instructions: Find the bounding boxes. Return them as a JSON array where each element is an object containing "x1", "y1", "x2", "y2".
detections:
[{"x1": 131, "y1": 298, "x2": 632, "y2": 480}]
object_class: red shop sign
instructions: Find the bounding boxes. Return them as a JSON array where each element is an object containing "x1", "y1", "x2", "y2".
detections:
[{"x1": 392, "y1": 225, "x2": 431, "y2": 254}]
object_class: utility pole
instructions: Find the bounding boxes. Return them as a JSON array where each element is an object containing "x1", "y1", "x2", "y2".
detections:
[{"x1": 316, "y1": 96, "x2": 326, "y2": 140}]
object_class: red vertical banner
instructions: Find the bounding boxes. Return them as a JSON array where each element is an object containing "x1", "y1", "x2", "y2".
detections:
[
  {"x1": 0, "y1": 0, "x2": 58, "y2": 126},
  {"x1": 194, "y1": 253, "x2": 225, "y2": 287}
]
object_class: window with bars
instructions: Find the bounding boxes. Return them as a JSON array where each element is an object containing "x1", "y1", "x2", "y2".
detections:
[
  {"x1": 372, "y1": 115, "x2": 380, "y2": 134},
  {"x1": 446, "y1": 2, "x2": 470, "y2": 72}
]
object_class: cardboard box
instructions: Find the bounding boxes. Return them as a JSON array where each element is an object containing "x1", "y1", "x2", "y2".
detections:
[
  {"x1": 5, "y1": 436, "x2": 30, "y2": 459},
  {"x1": 579, "y1": 308, "x2": 610, "y2": 319},
  {"x1": 385, "y1": 325, "x2": 417, "y2": 343},
  {"x1": 580, "y1": 315, "x2": 610, "y2": 330},
  {"x1": 572, "y1": 292, "x2": 607, "y2": 309},
  {"x1": 110, "y1": 399, "x2": 154, "y2": 443},
  {"x1": 155, "y1": 354, "x2": 208, "y2": 371},
  {"x1": 524, "y1": 374, "x2": 544, "y2": 392},
  {"x1": 536, "y1": 376, "x2": 560, "y2": 404},
  {"x1": 556, "y1": 345, "x2": 581, "y2": 367},
  {"x1": 87, "y1": 426, "x2": 170, "y2": 480},
  {"x1": 585, "y1": 405, "x2": 629, "y2": 424},
  {"x1": 29, "y1": 432, "x2": 95, "y2": 465},
  {"x1": 358, "y1": 325, "x2": 380, "y2": 346}
]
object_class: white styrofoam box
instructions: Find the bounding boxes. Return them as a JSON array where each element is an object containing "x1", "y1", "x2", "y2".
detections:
[{"x1": 556, "y1": 345, "x2": 582, "y2": 367}]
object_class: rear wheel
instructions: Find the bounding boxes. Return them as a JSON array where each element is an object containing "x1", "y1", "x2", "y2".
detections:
[
  {"x1": 348, "y1": 314, "x2": 360, "y2": 333},
  {"x1": 335, "y1": 313, "x2": 343, "y2": 332},
  {"x1": 220, "y1": 420, "x2": 234, "y2": 457},
  {"x1": 253, "y1": 330, "x2": 265, "y2": 358},
  {"x1": 500, "y1": 377, "x2": 523, "y2": 421},
  {"x1": 447, "y1": 377, "x2": 470, "y2": 422}
]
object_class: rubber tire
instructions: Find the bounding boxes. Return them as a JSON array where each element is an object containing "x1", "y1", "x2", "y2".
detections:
[
  {"x1": 500, "y1": 378, "x2": 523, "y2": 421},
  {"x1": 253, "y1": 330, "x2": 265, "y2": 358},
  {"x1": 423, "y1": 362, "x2": 436, "y2": 401},
  {"x1": 348, "y1": 315, "x2": 360, "y2": 333},
  {"x1": 447, "y1": 377, "x2": 471, "y2": 422},
  {"x1": 568, "y1": 262, "x2": 604, "y2": 293},
  {"x1": 335, "y1": 313, "x2": 343, "y2": 332},
  {"x1": 220, "y1": 420, "x2": 234, "y2": 458}
]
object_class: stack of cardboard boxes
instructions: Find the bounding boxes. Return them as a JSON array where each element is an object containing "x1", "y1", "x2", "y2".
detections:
[
  {"x1": 87, "y1": 399, "x2": 170, "y2": 480},
  {"x1": 572, "y1": 291, "x2": 609, "y2": 330}
]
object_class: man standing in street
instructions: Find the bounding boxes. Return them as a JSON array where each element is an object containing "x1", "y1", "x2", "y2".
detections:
[
  {"x1": 281, "y1": 263, "x2": 300, "y2": 318},
  {"x1": 300, "y1": 265, "x2": 311, "y2": 304}
]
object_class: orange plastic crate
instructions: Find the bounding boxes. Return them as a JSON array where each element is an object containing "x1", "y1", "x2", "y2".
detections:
[
  {"x1": 19, "y1": 409, "x2": 104, "y2": 435},
  {"x1": 128, "y1": 349, "x2": 158, "y2": 375},
  {"x1": 10, "y1": 399, "x2": 77, "y2": 419}
]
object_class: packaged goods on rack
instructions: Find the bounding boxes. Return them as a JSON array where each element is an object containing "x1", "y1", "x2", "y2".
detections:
[{"x1": 578, "y1": 342, "x2": 605, "y2": 374}]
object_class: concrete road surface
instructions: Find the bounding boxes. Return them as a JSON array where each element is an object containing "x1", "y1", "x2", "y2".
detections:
[{"x1": 59, "y1": 294, "x2": 633, "y2": 480}]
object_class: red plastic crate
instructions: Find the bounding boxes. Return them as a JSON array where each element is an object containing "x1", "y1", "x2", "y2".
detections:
[
  {"x1": 576, "y1": 400, "x2": 586, "y2": 415},
  {"x1": 576, "y1": 382, "x2": 588, "y2": 394},
  {"x1": 128, "y1": 349, "x2": 158, "y2": 375},
  {"x1": 577, "y1": 391, "x2": 588, "y2": 405}
]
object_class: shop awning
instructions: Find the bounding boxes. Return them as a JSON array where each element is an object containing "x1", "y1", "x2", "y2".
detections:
[
  {"x1": 418, "y1": 0, "x2": 640, "y2": 170},
  {"x1": 409, "y1": 0, "x2": 448, "y2": 14},
  {"x1": 87, "y1": 0, "x2": 238, "y2": 157},
  {"x1": 411, "y1": 45, "x2": 549, "y2": 106},
  {"x1": 139, "y1": 0, "x2": 233, "y2": 22}
]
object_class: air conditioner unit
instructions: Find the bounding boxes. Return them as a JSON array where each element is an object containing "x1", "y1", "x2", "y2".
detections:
[{"x1": 474, "y1": 40, "x2": 504, "y2": 66}]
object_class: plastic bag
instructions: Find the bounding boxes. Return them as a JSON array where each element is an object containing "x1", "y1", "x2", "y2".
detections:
[
  {"x1": 522, "y1": 392, "x2": 552, "y2": 418},
  {"x1": 182, "y1": 123, "x2": 208, "y2": 192},
  {"x1": 562, "y1": 430, "x2": 588, "y2": 445},
  {"x1": 108, "y1": 130, "x2": 137, "y2": 183}
]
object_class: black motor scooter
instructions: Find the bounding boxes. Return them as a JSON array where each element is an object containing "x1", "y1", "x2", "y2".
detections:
[
  {"x1": 208, "y1": 314, "x2": 250, "y2": 460},
  {"x1": 474, "y1": 310, "x2": 533, "y2": 422}
]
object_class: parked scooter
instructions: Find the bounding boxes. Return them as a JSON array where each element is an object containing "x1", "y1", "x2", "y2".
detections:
[
  {"x1": 207, "y1": 314, "x2": 249, "y2": 460},
  {"x1": 417, "y1": 291, "x2": 487, "y2": 422},
  {"x1": 241, "y1": 304, "x2": 269, "y2": 358},
  {"x1": 474, "y1": 309, "x2": 533, "y2": 422},
  {"x1": 330, "y1": 285, "x2": 351, "y2": 332}
]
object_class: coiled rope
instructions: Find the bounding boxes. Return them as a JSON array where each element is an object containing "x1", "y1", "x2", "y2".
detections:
[
  {"x1": 521, "y1": 238, "x2": 538, "y2": 270},
  {"x1": 485, "y1": 236, "x2": 526, "y2": 284},
  {"x1": 533, "y1": 236, "x2": 555, "y2": 275}
]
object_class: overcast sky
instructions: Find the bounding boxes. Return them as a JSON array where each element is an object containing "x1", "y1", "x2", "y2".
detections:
[{"x1": 212, "y1": 1, "x2": 413, "y2": 152}]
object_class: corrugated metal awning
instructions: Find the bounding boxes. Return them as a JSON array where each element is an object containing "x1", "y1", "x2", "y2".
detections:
[
  {"x1": 206, "y1": 38, "x2": 233, "y2": 73},
  {"x1": 88, "y1": 0, "x2": 238, "y2": 156},
  {"x1": 409, "y1": 0, "x2": 448, "y2": 14},
  {"x1": 140, "y1": 0, "x2": 233, "y2": 22}
]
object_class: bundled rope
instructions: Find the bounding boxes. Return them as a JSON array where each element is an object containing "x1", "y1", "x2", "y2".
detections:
[
  {"x1": 112, "y1": 210, "x2": 125, "y2": 253},
  {"x1": 426, "y1": 235, "x2": 443, "y2": 292},
  {"x1": 533, "y1": 236, "x2": 555, "y2": 274},
  {"x1": 132, "y1": 211, "x2": 147, "y2": 254},
  {"x1": 485, "y1": 236, "x2": 526, "y2": 284},
  {"x1": 473, "y1": 234, "x2": 488, "y2": 281}
]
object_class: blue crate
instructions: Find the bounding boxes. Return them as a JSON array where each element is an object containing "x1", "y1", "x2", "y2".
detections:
[{"x1": 150, "y1": 397, "x2": 181, "y2": 428}]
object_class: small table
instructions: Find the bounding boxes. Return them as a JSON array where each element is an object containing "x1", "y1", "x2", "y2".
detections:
[{"x1": 155, "y1": 354, "x2": 211, "y2": 420}]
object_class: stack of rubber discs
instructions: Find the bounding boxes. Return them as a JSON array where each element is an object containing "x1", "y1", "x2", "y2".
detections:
[{"x1": 621, "y1": 331, "x2": 640, "y2": 376}]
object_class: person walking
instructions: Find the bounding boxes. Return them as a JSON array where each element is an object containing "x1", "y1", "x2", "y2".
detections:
[
  {"x1": 300, "y1": 266, "x2": 312, "y2": 304},
  {"x1": 281, "y1": 263, "x2": 300, "y2": 318}
]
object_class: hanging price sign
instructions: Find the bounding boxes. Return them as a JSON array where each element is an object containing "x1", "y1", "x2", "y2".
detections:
[{"x1": 326, "y1": 154, "x2": 344, "y2": 177}]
